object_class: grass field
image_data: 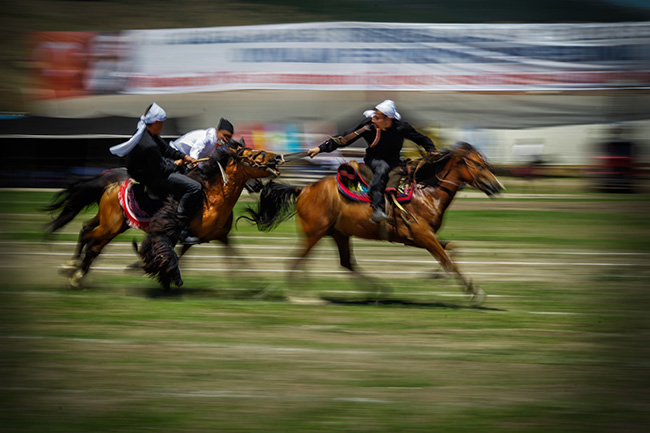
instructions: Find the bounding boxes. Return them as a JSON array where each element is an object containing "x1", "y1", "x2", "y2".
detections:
[{"x1": 1, "y1": 179, "x2": 649, "y2": 432}]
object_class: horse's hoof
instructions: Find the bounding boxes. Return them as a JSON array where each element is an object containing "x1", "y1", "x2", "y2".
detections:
[
  {"x1": 58, "y1": 260, "x2": 79, "y2": 276},
  {"x1": 471, "y1": 288, "x2": 486, "y2": 306},
  {"x1": 442, "y1": 241, "x2": 456, "y2": 251},
  {"x1": 287, "y1": 296, "x2": 329, "y2": 306},
  {"x1": 68, "y1": 270, "x2": 85, "y2": 289}
]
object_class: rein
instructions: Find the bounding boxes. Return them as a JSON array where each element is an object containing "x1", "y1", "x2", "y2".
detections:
[
  {"x1": 435, "y1": 165, "x2": 461, "y2": 196},
  {"x1": 413, "y1": 151, "x2": 464, "y2": 196},
  {"x1": 433, "y1": 151, "x2": 487, "y2": 194},
  {"x1": 236, "y1": 149, "x2": 279, "y2": 176}
]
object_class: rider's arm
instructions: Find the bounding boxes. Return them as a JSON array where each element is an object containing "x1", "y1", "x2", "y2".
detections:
[
  {"x1": 140, "y1": 143, "x2": 177, "y2": 176},
  {"x1": 401, "y1": 122, "x2": 437, "y2": 153},
  {"x1": 189, "y1": 144, "x2": 203, "y2": 160},
  {"x1": 309, "y1": 119, "x2": 370, "y2": 157},
  {"x1": 158, "y1": 135, "x2": 187, "y2": 161},
  {"x1": 308, "y1": 137, "x2": 340, "y2": 158}
]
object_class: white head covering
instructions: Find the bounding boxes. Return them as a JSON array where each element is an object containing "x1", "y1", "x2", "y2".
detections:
[
  {"x1": 363, "y1": 99, "x2": 401, "y2": 121},
  {"x1": 109, "y1": 103, "x2": 167, "y2": 157}
]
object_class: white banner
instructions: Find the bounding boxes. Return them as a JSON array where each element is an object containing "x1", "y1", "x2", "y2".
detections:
[{"x1": 96, "y1": 22, "x2": 650, "y2": 93}]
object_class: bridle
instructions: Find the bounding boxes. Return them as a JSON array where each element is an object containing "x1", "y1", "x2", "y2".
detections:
[
  {"x1": 237, "y1": 148, "x2": 282, "y2": 176},
  {"x1": 431, "y1": 149, "x2": 488, "y2": 194}
]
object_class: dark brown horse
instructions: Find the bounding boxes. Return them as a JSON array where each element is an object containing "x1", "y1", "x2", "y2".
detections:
[
  {"x1": 46, "y1": 147, "x2": 284, "y2": 288},
  {"x1": 243, "y1": 141, "x2": 503, "y2": 304}
]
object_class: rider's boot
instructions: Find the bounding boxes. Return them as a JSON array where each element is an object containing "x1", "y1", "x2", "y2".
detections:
[
  {"x1": 369, "y1": 192, "x2": 388, "y2": 224},
  {"x1": 178, "y1": 215, "x2": 199, "y2": 245}
]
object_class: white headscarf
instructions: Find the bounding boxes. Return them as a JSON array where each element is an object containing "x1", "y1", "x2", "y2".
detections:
[
  {"x1": 363, "y1": 99, "x2": 401, "y2": 121},
  {"x1": 109, "y1": 103, "x2": 167, "y2": 157}
]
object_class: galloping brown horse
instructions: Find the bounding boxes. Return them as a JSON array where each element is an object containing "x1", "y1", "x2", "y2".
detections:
[
  {"x1": 243, "y1": 141, "x2": 503, "y2": 304},
  {"x1": 47, "y1": 147, "x2": 284, "y2": 288}
]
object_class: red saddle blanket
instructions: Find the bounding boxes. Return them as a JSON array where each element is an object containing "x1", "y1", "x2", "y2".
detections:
[
  {"x1": 336, "y1": 162, "x2": 413, "y2": 203},
  {"x1": 118, "y1": 179, "x2": 165, "y2": 231}
]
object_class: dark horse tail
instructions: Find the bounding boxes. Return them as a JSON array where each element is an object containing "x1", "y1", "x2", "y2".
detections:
[
  {"x1": 239, "y1": 181, "x2": 302, "y2": 231},
  {"x1": 42, "y1": 168, "x2": 128, "y2": 235}
]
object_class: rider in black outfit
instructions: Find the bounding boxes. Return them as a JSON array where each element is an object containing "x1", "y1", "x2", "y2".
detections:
[
  {"x1": 308, "y1": 99, "x2": 436, "y2": 223},
  {"x1": 110, "y1": 103, "x2": 201, "y2": 242}
]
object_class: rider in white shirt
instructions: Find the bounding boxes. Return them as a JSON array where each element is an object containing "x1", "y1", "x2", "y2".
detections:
[{"x1": 170, "y1": 118, "x2": 234, "y2": 160}]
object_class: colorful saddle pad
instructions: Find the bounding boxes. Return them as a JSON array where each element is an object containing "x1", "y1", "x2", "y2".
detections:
[
  {"x1": 118, "y1": 179, "x2": 164, "y2": 231},
  {"x1": 336, "y1": 162, "x2": 413, "y2": 203}
]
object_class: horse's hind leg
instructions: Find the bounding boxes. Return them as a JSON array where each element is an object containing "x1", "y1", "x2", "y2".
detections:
[
  {"x1": 331, "y1": 230, "x2": 390, "y2": 299},
  {"x1": 69, "y1": 218, "x2": 127, "y2": 288},
  {"x1": 59, "y1": 216, "x2": 99, "y2": 276},
  {"x1": 330, "y1": 230, "x2": 355, "y2": 271},
  {"x1": 284, "y1": 231, "x2": 328, "y2": 303},
  {"x1": 291, "y1": 230, "x2": 325, "y2": 274}
]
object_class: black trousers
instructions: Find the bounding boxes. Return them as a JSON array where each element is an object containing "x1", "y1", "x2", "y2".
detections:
[
  {"x1": 367, "y1": 158, "x2": 391, "y2": 211},
  {"x1": 150, "y1": 172, "x2": 202, "y2": 220}
]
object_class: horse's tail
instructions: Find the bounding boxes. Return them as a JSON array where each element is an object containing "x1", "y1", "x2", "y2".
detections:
[
  {"x1": 42, "y1": 168, "x2": 129, "y2": 235},
  {"x1": 42, "y1": 176, "x2": 106, "y2": 234},
  {"x1": 238, "y1": 181, "x2": 302, "y2": 231}
]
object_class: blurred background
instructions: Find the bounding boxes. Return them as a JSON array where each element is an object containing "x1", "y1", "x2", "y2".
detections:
[
  {"x1": 0, "y1": 0, "x2": 649, "y2": 190},
  {"x1": 1, "y1": 3, "x2": 649, "y2": 432}
]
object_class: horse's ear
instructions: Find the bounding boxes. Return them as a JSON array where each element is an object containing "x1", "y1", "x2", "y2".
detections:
[
  {"x1": 454, "y1": 141, "x2": 473, "y2": 152},
  {"x1": 230, "y1": 137, "x2": 246, "y2": 151}
]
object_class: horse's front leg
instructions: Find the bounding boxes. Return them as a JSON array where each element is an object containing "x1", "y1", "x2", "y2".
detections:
[
  {"x1": 177, "y1": 243, "x2": 193, "y2": 260},
  {"x1": 409, "y1": 224, "x2": 485, "y2": 305},
  {"x1": 219, "y1": 239, "x2": 255, "y2": 275}
]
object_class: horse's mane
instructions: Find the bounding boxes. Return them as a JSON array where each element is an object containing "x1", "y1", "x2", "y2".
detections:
[
  {"x1": 186, "y1": 147, "x2": 237, "y2": 185},
  {"x1": 412, "y1": 141, "x2": 475, "y2": 187},
  {"x1": 186, "y1": 137, "x2": 259, "y2": 184}
]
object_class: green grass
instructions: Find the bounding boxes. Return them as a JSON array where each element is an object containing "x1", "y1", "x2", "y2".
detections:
[{"x1": 1, "y1": 186, "x2": 649, "y2": 432}]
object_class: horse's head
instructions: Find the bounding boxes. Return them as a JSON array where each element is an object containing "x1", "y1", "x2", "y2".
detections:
[
  {"x1": 236, "y1": 147, "x2": 285, "y2": 178},
  {"x1": 451, "y1": 142, "x2": 503, "y2": 197}
]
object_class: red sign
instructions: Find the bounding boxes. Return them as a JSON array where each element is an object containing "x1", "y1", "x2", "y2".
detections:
[{"x1": 29, "y1": 32, "x2": 95, "y2": 99}]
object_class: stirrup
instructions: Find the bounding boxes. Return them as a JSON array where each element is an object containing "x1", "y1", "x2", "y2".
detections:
[
  {"x1": 179, "y1": 227, "x2": 199, "y2": 245},
  {"x1": 179, "y1": 215, "x2": 197, "y2": 245},
  {"x1": 370, "y1": 209, "x2": 388, "y2": 224}
]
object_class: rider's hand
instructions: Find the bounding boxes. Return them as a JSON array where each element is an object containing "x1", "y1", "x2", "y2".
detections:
[
  {"x1": 184, "y1": 155, "x2": 198, "y2": 166},
  {"x1": 174, "y1": 159, "x2": 185, "y2": 166},
  {"x1": 307, "y1": 147, "x2": 321, "y2": 158}
]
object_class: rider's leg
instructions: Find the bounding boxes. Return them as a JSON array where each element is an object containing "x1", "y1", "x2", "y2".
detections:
[
  {"x1": 167, "y1": 173, "x2": 202, "y2": 218},
  {"x1": 166, "y1": 173, "x2": 203, "y2": 244},
  {"x1": 367, "y1": 159, "x2": 390, "y2": 223}
]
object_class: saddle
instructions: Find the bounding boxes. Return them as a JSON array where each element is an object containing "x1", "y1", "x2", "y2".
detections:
[
  {"x1": 118, "y1": 179, "x2": 165, "y2": 231},
  {"x1": 336, "y1": 161, "x2": 413, "y2": 203}
]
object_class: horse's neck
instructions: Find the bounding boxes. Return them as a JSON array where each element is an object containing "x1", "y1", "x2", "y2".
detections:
[
  {"x1": 205, "y1": 162, "x2": 247, "y2": 207},
  {"x1": 420, "y1": 163, "x2": 463, "y2": 213}
]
